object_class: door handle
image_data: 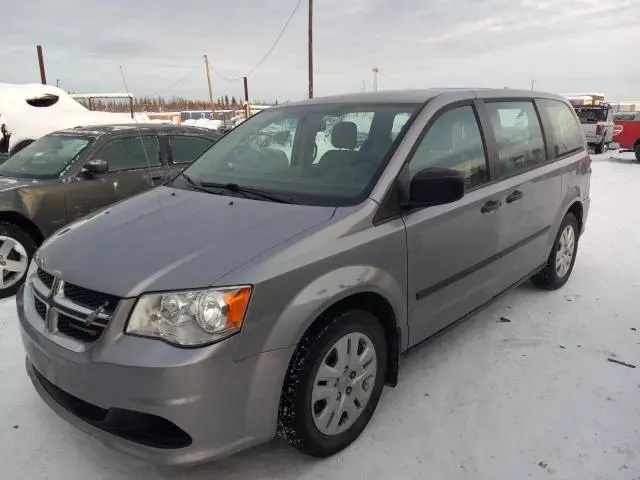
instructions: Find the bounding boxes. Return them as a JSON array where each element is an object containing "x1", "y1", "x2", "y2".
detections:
[
  {"x1": 506, "y1": 189, "x2": 523, "y2": 204},
  {"x1": 481, "y1": 200, "x2": 502, "y2": 214},
  {"x1": 151, "y1": 174, "x2": 163, "y2": 181}
]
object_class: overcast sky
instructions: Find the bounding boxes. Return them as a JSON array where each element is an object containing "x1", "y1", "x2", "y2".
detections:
[{"x1": 3, "y1": 0, "x2": 640, "y2": 102}]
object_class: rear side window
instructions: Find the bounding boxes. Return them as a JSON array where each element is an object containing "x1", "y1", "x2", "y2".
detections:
[
  {"x1": 169, "y1": 136, "x2": 214, "y2": 164},
  {"x1": 485, "y1": 101, "x2": 546, "y2": 177},
  {"x1": 537, "y1": 99, "x2": 584, "y2": 158}
]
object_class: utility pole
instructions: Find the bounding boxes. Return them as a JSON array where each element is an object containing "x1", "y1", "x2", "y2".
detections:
[
  {"x1": 243, "y1": 77, "x2": 251, "y2": 119},
  {"x1": 203, "y1": 55, "x2": 215, "y2": 114},
  {"x1": 308, "y1": 0, "x2": 314, "y2": 99},
  {"x1": 531, "y1": 78, "x2": 536, "y2": 91},
  {"x1": 36, "y1": 45, "x2": 47, "y2": 85},
  {"x1": 372, "y1": 67, "x2": 379, "y2": 92}
]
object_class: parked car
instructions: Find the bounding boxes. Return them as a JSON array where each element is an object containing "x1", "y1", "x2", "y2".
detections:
[
  {"x1": 18, "y1": 89, "x2": 590, "y2": 465},
  {"x1": 0, "y1": 83, "x2": 136, "y2": 157},
  {"x1": 0, "y1": 124, "x2": 219, "y2": 297},
  {"x1": 613, "y1": 111, "x2": 640, "y2": 161},
  {"x1": 573, "y1": 103, "x2": 614, "y2": 153}
]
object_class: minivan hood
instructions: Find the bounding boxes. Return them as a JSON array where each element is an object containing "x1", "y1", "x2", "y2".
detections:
[{"x1": 37, "y1": 187, "x2": 335, "y2": 297}]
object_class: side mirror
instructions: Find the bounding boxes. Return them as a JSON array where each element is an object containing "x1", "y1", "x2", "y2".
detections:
[
  {"x1": 407, "y1": 167, "x2": 465, "y2": 208},
  {"x1": 81, "y1": 159, "x2": 108, "y2": 175}
]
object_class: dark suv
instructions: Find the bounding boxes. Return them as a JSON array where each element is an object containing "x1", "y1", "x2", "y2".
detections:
[{"x1": 0, "y1": 124, "x2": 220, "y2": 297}]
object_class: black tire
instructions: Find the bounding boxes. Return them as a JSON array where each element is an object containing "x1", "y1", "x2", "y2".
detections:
[
  {"x1": 9, "y1": 140, "x2": 34, "y2": 156},
  {"x1": 278, "y1": 309, "x2": 388, "y2": 457},
  {"x1": 531, "y1": 213, "x2": 579, "y2": 290},
  {"x1": 634, "y1": 143, "x2": 640, "y2": 162},
  {"x1": 594, "y1": 140, "x2": 605, "y2": 154},
  {"x1": 0, "y1": 222, "x2": 37, "y2": 298}
]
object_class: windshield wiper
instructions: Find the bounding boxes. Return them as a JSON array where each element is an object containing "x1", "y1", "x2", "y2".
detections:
[
  {"x1": 181, "y1": 171, "x2": 224, "y2": 195},
  {"x1": 200, "y1": 181, "x2": 293, "y2": 204}
]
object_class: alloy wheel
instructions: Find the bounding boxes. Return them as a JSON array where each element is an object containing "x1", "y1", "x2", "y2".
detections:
[
  {"x1": 311, "y1": 332, "x2": 378, "y2": 436},
  {"x1": 555, "y1": 225, "x2": 575, "y2": 278},
  {"x1": 0, "y1": 235, "x2": 28, "y2": 290}
]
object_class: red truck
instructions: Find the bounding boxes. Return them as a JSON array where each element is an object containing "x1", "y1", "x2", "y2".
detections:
[{"x1": 613, "y1": 111, "x2": 640, "y2": 161}]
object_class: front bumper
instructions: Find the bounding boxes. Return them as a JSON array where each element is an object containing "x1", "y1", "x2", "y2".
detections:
[{"x1": 17, "y1": 282, "x2": 293, "y2": 465}]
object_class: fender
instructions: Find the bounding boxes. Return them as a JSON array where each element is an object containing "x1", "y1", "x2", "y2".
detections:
[
  {"x1": 546, "y1": 176, "x2": 588, "y2": 255},
  {"x1": 235, "y1": 265, "x2": 408, "y2": 361}
]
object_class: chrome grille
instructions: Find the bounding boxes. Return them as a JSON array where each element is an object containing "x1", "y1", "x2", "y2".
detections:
[
  {"x1": 37, "y1": 268, "x2": 54, "y2": 289},
  {"x1": 30, "y1": 270, "x2": 121, "y2": 345},
  {"x1": 63, "y1": 283, "x2": 119, "y2": 315},
  {"x1": 34, "y1": 297, "x2": 47, "y2": 320},
  {"x1": 57, "y1": 313, "x2": 105, "y2": 342}
]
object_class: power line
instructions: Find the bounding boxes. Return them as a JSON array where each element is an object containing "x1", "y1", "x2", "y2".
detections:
[
  {"x1": 147, "y1": 65, "x2": 200, "y2": 97},
  {"x1": 210, "y1": 0, "x2": 303, "y2": 81}
]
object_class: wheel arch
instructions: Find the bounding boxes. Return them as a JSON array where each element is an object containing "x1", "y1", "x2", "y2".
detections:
[
  {"x1": 0, "y1": 211, "x2": 44, "y2": 245},
  {"x1": 316, "y1": 292, "x2": 401, "y2": 387},
  {"x1": 567, "y1": 200, "x2": 584, "y2": 234}
]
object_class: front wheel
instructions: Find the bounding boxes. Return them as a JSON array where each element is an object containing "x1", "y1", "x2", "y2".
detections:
[
  {"x1": 634, "y1": 143, "x2": 640, "y2": 162},
  {"x1": 531, "y1": 213, "x2": 579, "y2": 290},
  {"x1": 0, "y1": 223, "x2": 37, "y2": 298},
  {"x1": 279, "y1": 310, "x2": 387, "y2": 457}
]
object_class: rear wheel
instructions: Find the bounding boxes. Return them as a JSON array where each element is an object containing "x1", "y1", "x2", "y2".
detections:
[
  {"x1": 0, "y1": 223, "x2": 37, "y2": 298},
  {"x1": 594, "y1": 140, "x2": 606, "y2": 154},
  {"x1": 634, "y1": 143, "x2": 640, "y2": 162},
  {"x1": 531, "y1": 214, "x2": 579, "y2": 290},
  {"x1": 279, "y1": 309, "x2": 387, "y2": 457}
]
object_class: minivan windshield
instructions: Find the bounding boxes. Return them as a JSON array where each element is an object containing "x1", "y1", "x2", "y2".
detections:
[
  {"x1": 180, "y1": 103, "x2": 418, "y2": 206},
  {"x1": 0, "y1": 134, "x2": 92, "y2": 179}
]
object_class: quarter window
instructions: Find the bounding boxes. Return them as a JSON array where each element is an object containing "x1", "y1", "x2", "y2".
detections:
[
  {"x1": 485, "y1": 101, "x2": 546, "y2": 177},
  {"x1": 169, "y1": 136, "x2": 214, "y2": 164},
  {"x1": 537, "y1": 99, "x2": 585, "y2": 157},
  {"x1": 391, "y1": 112, "x2": 412, "y2": 140},
  {"x1": 408, "y1": 105, "x2": 489, "y2": 189},
  {"x1": 95, "y1": 136, "x2": 160, "y2": 172}
]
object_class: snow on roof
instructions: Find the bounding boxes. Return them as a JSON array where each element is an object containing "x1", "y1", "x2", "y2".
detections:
[
  {"x1": 0, "y1": 82, "x2": 137, "y2": 151},
  {"x1": 71, "y1": 93, "x2": 134, "y2": 99},
  {"x1": 565, "y1": 95, "x2": 595, "y2": 101},
  {"x1": 563, "y1": 93, "x2": 606, "y2": 99},
  {"x1": 0, "y1": 82, "x2": 68, "y2": 96},
  {"x1": 0, "y1": 83, "x2": 86, "y2": 111}
]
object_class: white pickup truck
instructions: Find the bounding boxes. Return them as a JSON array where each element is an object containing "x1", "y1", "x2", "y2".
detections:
[
  {"x1": 0, "y1": 83, "x2": 135, "y2": 157},
  {"x1": 573, "y1": 104, "x2": 615, "y2": 154}
]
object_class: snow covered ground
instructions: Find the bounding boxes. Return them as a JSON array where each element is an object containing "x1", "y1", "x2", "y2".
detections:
[{"x1": 1, "y1": 152, "x2": 639, "y2": 479}]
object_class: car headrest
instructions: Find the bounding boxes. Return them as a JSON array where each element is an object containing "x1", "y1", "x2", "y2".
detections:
[{"x1": 331, "y1": 122, "x2": 357, "y2": 149}]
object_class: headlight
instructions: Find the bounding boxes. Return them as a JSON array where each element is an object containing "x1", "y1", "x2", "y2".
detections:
[{"x1": 126, "y1": 286, "x2": 251, "y2": 347}]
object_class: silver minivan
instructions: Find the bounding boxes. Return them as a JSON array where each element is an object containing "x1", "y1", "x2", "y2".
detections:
[{"x1": 17, "y1": 89, "x2": 591, "y2": 465}]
